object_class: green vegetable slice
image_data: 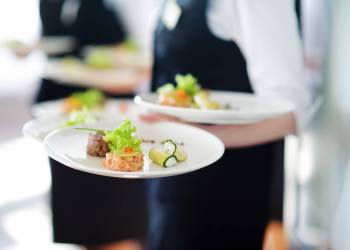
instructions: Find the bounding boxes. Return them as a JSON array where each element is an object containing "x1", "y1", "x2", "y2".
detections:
[
  {"x1": 149, "y1": 147, "x2": 177, "y2": 167},
  {"x1": 162, "y1": 140, "x2": 177, "y2": 155},
  {"x1": 164, "y1": 156, "x2": 177, "y2": 167},
  {"x1": 174, "y1": 148, "x2": 187, "y2": 162},
  {"x1": 175, "y1": 74, "x2": 201, "y2": 97}
]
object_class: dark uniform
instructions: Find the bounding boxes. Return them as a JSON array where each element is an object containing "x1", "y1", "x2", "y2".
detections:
[
  {"x1": 147, "y1": 0, "x2": 285, "y2": 249},
  {"x1": 36, "y1": 0, "x2": 147, "y2": 245}
]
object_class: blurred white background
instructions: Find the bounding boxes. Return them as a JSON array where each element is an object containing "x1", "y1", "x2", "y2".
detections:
[{"x1": 0, "y1": 0, "x2": 78, "y2": 249}]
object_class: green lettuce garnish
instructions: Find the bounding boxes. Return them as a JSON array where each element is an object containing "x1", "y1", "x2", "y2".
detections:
[
  {"x1": 71, "y1": 89, "x2": 104, "y2": 109},
  {"x1": 61, "y1": 56, "x2": 80, "y2": 65},
  {"x1": 175, "y1": 74, "x2": 200, "y2": 96},
  {"x1": 121, "y1": 38, "x2": 139, "y2": 51},
  {"x1": 104, "y1": 119, "x2": 141, "y2": 156},
  {"x1": 84, "y1": 50, "x2": 114, "y2": 69},
  {"x1": 157, "y1": 83, "x2": 175, "y2": 95},
  {"x1": 60, "y1": 107, "x2": 96, "y2": 128}
]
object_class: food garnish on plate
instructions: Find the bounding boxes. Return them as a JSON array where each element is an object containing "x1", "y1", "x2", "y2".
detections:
[
  {"x1": 119, "y1": 38, "x2": 139, "y2": 52},
  {"x1": 102, "y1": 119, "x2": 143, "y2": 171},
  {"x1": 79, "y1": 119, "x2": 144, "y2": 172},
  {"x1": 157, "y1": 74, "x2": 221, "y2": 109},
  {"x1": 63, "y1": 89, "x2": 105, "y2": 113},
  {"x1": 82, "y1": 38, "x2": 141, "y2": 69},
  {"x1": 149, "y1": 139, "x2": 187, "y2": 168},
  {"x1": 83, "y1": 49, "x2": 115, "y2": 69},
  {"x1": 59, "y1": 107, "x2": 97, "y2": 128}
]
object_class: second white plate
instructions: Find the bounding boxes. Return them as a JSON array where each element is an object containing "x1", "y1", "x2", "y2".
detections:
[
  {"x1": 32, "y1": 99, "x2": 140, "y2": 119},
  {"x1": 135, "y1": 91, "x2": 294, "y2": 124}
]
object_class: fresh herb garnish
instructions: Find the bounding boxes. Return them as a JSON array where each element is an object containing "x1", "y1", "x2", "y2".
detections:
[{"x1": 103, "y1": 119, "x2": 142, "y2": 156}]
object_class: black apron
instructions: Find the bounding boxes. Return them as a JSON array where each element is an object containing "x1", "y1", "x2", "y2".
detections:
[
  {"x1": 36, "y1": 0, "x2": 128, "y2": 102},
  {"x1": 36, "y1": 0, "x2": 147, "y2": 245},
  {"x1": 148, "y1": 0, "x2": 284, "y2": 249}
]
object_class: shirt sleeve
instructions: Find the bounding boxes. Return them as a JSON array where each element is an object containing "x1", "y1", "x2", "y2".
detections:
[{"x1": 210, "y1": 0, "x2": 313, "y2": 133}]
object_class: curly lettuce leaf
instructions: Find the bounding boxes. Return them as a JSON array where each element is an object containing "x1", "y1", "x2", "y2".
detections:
[
  {"x1": 104, "y1": 119, "x2": 141, "y2": 156},
  {"x1": 71, "y1": 89, "x2": 104, "y2": 109},
  {"x1": 175, "y1": 74, "x2": 200, "y2": 97}
]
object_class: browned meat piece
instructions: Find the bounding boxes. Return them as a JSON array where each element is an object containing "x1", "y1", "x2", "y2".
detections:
[
  {"x1": 103, "y1": 152, "x2": 144, "y2": 172},
  {"x1": 87, "y1": 133, "x2": 109, "y2": 157}
]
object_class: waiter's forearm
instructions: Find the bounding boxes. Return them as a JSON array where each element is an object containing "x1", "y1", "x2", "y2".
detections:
[{"x1": 199, "y1": 113, "x2": 296, "y2": 148}]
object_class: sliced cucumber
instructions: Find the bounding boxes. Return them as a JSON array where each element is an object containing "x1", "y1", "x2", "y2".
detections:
[
  {"x1": 162, "y1": 140, "x2": 177, "y2": 155},
  {"x1": 194, "y1": 91, "x2": 220, "y2": 110},
  {"x1": 164, "y1": 156, "x2": 177, "y2": 167},
  {"x1": 149, "y1": 147, "x2": 176, "y2": 167},
  {"x1": 174, "y1": 148, "x2": 187, "y2": 162}
]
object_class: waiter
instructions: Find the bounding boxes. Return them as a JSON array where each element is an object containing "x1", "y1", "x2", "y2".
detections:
[
  {"x1": 146, "y1": 0, "x2": 312, "y2": 249},
  {"x1": 35, "y1": 1, "x2": 147, "y2": 250}
]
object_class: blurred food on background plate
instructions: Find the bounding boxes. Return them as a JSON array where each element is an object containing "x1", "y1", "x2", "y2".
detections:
[
  {"x1": 157, "y1": 74, "x2": 227, "y2": 110},
  {"x1": 3, "y1": 36, "x2": 75, "y2": 57}
]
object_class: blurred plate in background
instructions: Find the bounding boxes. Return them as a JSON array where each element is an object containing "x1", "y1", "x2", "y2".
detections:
[
  {"x1": 37, "y1": 36, "x2": 75, "y2": 55},
  {"x1": 2, "y1": 36, "x2": 75, "y2": 56},
  {"x1": 32, "y1": 99, "x2": 140, "y2": 119},
  {"x1": 135, "y1": 91, "x2": 294, "y2": 124},
  {"x1": 43, "y1": 59, "x2": 147, "y2": 90},
  {"x1": 23, "y1": 116, "x2": 67, "y2": 142}
]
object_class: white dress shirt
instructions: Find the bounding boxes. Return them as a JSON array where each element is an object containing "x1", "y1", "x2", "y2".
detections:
[
  {"x1": 207, "y1": 0, "x2": 312, "y2": 133},
  {"x1": 111, "y1": 0, "x2": 313, "y2": 132}
]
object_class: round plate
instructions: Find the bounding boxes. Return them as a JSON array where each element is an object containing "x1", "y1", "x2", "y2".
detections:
[
  {"x1": 38, "y1": 36, "x2": 75, "y2": 55},
  {"x1": 27, "y1": 100, "x2": 142, "y2": 142},
  {"x1": 2, "y1": 36, "x2": 75, "y2": 56},
  {"x1": 32, "y1": 99, "x2": 140, "y2": 119},
  {"x1": 23, "y1": 114, "x2": 113, "y2": 143},
  {"x1": 23, "y1": 116, "x2": 67, "y2": 142},
  {"x1": 134, "y1": 91, "x2": 294, "y2": 124},
  {"x1": 44, "y1": 119, "x2": 224, "y2": 178},
  {"x1": 181, "y1": 116, "x2": 261, "y2": 124}
]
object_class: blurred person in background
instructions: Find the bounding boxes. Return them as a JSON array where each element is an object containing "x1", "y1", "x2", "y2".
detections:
[
  {"x1": 12, "y1": 0, "x2": 148, "y2": 250},
  {"x1": 143, "y1": 0, "x2": 313, "y2": 249},
  {"x1": 294, "y1": 0, "x2": 332, "y2": 248}
]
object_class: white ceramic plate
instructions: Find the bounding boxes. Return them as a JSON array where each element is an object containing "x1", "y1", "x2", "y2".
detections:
[
  {"x1": 23, "y1": 116, "x2": 67, "y2": 142},
  {"x1": 32, "y1": 99, "x2": 140, "y2": 119},
  {"x1": 27, "y1": 100, "x2": 142, "y2": 142},
  {"x1": 134, "y1": 91, "x2": 294, "y2": 124},
  {"x1": 23, "y1": 114, "x2": 114, "y2": 143},
  {"x1": 2, "y1": 36, "x2": 75, "y2": 56},
  {"x1": 44, "y1": 119, "x2": 224, "y2": 178}
]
